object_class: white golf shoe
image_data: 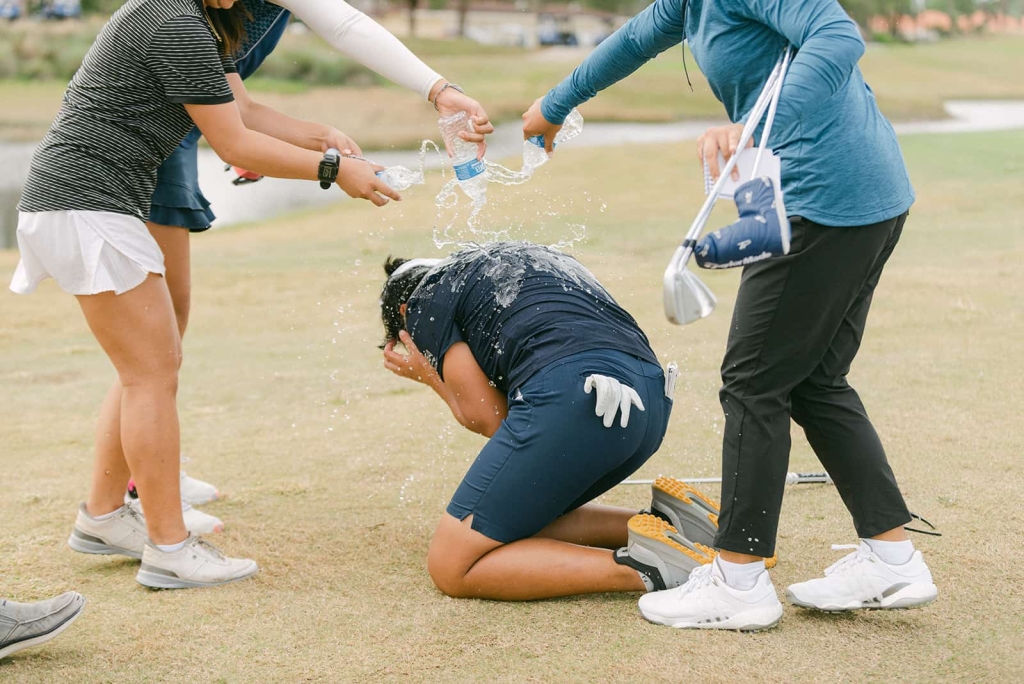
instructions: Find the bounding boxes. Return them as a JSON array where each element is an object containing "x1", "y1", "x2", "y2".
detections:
[
  {"x1": 68, "y1": 502, "x2": 148, "y2": 560},
  {"x1": 136, "y1": 535, "x2": 258, "y2": 589},
  {"x1": 179, "y1": 457, "x2": 221, "y2": 506},
  {"x1": 638, "y1": 557, "x2": 783, "y2": 631},
  {"x1": 786, "y1": 542, "x2": 937, "y2": 612},
  {"x1": 127, "y1": 496, "x2": 224, "y2": 535}
]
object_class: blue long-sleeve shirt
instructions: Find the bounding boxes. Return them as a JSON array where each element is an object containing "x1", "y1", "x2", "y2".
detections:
[{"x1": 542, "y1": 0, "x2": 914, "y2": 227}]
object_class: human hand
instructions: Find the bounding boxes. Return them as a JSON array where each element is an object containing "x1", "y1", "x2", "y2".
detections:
[
  {"x1": 336, "y1": 157, "x2": 401, "y2": 207},
  {"x1": 383, "y1": 330, "x2": 436, "y2": 384},
  {"x1": 322, "y1": 127, "x2": 361, "y2": 157},
  {"x1": 434, "y1": 86, "x2": 494, "y2": 160},
  {"x1": 584, "y1": 374, "x2": 645, "y2": 428},
  {"x1": 521, "y1": 97, "x2": 562, "y2": 155},
  {"x1": 697, "y1": 123, "x2": 750, "y2": 182}
]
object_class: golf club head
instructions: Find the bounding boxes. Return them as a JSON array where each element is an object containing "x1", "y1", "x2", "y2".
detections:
[{"x1": 663, "y1": 247, "x2": 717, "y2": 325}]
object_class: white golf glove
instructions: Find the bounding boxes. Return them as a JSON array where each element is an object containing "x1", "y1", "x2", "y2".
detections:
[{"x1": 583, "y1": 374, "x2": 645, "y2": 429}]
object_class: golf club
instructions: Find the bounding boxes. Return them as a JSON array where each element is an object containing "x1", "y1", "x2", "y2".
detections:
[
  {"x1": 620, "y1": 471, "x2": 833, "y2": 486},
  {"x1": 663, "y1": 47, "x2": 790, "y2": 325}
]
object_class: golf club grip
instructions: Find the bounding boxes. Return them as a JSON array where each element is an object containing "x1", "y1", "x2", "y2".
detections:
[{"x1": 620, "y1": 472, "x2": 833, "y2": 486}]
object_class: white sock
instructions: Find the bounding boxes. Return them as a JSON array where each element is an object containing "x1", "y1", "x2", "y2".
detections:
[
  {"x1": 715, "y1": 556, "x2": 766, "y2": 591},
  {"x1": 155, "y1": 539, "x2": 188, "y2": 553},
  {"x1": 864, "y1": 538, "x2": 914, "y2": 565}
]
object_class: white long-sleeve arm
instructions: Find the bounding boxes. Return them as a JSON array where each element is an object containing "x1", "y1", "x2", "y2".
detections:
[{"x1": 272, "y1": 0, "x2": 443, "y2": 100}]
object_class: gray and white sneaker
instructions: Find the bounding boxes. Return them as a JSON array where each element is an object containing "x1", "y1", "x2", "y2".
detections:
[
  {"x1": 786, "y1": 542, "x2": 938, "y2": 612},
  {"x1": 128, "y1": 496, "x2": 224, "y2": 535},
  {"x1": 0, "y1": 592, "x2": 86, "y2": 660},
  {"x1": 68, "y1": 502, "x2": 147, "y2": 560},
  {"x1": 614, "y1": 513, "x2": 716, "y2": 591},
  {"x1": 136, "y1": 535, "x2": 258, "y2": 589}
]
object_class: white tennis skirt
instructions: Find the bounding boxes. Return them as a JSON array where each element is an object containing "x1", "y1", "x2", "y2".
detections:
[{"x1": 9, "y1": 210, "x2": 166, "y2": 296}]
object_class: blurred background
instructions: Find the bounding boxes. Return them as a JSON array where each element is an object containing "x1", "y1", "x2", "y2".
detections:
[{"x1": 2, "y1": 0, "x2": 1023, "y2": 244}]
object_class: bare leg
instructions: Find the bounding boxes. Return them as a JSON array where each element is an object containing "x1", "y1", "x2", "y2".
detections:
[
  {"x1": 86, "y1": 224, "x2": 190, "y2": 517},
  {"x1": 535, "y1": 503, "x2": 635, "y2": 549},
  {"x1": 427, "y1": 512, "x2": 645, "y2": 601},
  {"x1": 77, "y1": 274, "x2": 186, "y2": 545}
]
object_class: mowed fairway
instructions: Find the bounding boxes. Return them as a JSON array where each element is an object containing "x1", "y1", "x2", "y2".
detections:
[{"x1": 1, "y1": 130, "x2": 1022, "y2": 682}]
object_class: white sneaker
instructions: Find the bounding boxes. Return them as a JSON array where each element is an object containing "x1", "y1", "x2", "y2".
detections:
[
  {"x1": 786, "y1": 542, "x2": 938, "y2": 612},
  {"x1": 67, "y1": 502, "x2": 148, "y2": 560},
  {"x1": 136, "y1": 535, "x2": 258, "y2": 589},
  {"x1": 179, "y1": 457, "x2": 221, "y2": 506},
  {"x1": 638, "y1": 558, "x2": 784, "y2": 631},
  {"x1": 129, "y1": 497, "x2": 224, "y2": 535}
]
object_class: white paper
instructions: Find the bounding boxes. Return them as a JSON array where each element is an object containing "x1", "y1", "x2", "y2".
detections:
[{"x1": 703, "y1": 148, "x2": 782, "y2": 201}]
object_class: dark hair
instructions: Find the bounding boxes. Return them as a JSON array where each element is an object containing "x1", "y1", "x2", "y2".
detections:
[
  {"x1": 379, "y1": 256, "x2": 430, "y2": 346},
  {"x1": 207, "y1": 5, "x2": 251, "y2": 57}
]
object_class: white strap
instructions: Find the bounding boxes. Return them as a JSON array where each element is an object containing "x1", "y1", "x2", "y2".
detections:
[{"x1": 752, "y1": 47, "x2": 793, "y2": 177}]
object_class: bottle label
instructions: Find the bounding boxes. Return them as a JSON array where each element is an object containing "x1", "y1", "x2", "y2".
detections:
[
  {"x1": 527, "y1": 135, "x2": 556, "y2": 150},
  {"x1": 454, "y1": 158, "x2": 486, "y2": 181}
]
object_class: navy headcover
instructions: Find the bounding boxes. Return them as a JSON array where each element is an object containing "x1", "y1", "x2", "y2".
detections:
[{"x1": 694, "y1": 178, "x2": 788, "y2": 270}]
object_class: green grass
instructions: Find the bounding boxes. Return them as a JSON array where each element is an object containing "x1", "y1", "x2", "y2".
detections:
[
  {"x1": 1, "y1": 129, "x2": 1022, "y2": 681},
  {"x1": 3, "y1": 35, "x2": 1024, "y2": 146}
]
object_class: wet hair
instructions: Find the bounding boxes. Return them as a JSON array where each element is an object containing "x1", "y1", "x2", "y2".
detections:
[
  {"x1": 379, "y1": 256, "x2": 431, "y2": 346},
  {"x1": 207, "y1": 5, "x2": 251, "y2": 57}
]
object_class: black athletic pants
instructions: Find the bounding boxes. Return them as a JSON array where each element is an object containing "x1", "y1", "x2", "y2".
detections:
[{"x1": 713, "y1": 212, "x2": 913, "y2": 558}]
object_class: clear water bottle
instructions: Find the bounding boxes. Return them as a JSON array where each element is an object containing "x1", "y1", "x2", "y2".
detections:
[
  {"x1": 438, "y1": 111, "x2": 488, "y2": 206},
  {"x1": 523, "y1": 108, "x2": 585, "y2": 174},
  {"x1": 376, "y1": 165, "x2": 422, "y2": 191}
]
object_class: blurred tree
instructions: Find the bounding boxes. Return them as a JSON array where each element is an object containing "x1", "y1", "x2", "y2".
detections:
[
  {"x1": 456, "y1": 0, "x2": 469, "y2": 37},
  {"x1": 406, "y1": 0, "x2": 417, "y2": 37}
]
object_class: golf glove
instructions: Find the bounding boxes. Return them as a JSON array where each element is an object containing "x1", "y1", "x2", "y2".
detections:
[{"x1": 584, "y1": 374, "x2": 645, "y2": 429}]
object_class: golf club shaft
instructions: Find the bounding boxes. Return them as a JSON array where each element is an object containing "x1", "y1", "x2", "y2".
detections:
[{"x1": 620, "y1": 472, "x2": 833, "y2": 486}]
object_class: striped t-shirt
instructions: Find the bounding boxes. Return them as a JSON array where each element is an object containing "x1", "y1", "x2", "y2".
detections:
[{"x1": 19, "y1": 0, "x2": 237, "y2": 220}]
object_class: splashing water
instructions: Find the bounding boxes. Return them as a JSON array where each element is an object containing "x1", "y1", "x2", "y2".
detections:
[
  {"x1": 432, "y1": 109, "x2": 587, "y2": 249},
  {"x1": 373, "y1": 139, "x2": 443, "y2": 192}
]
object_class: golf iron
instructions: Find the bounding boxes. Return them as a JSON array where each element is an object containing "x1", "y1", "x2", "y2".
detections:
[{"x1": 663, "y1": 47, "x2": 791, "y2": 325}]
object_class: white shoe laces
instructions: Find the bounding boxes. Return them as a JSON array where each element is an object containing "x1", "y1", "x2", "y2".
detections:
[
  {"x1": 824, "y1": 543, "x2": 873, "y2": 576},
  {"x1": 194, "y1": 537, "x2": 226, "y2": 561},
  {"x1": 676, "y1": 563, "x2": 716, "y2": 597}
]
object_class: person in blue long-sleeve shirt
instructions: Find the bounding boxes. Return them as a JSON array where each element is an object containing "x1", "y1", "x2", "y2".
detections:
[{"x1": 524, "y1": 0, "x2": 936, "y2": 630}]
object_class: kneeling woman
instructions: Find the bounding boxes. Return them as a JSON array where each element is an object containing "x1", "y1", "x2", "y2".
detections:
[{"x1": 380, "y1": 243, "x2": 714, "y2": 600}]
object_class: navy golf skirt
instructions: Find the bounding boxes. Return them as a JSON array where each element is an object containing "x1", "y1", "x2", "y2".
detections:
[
  {"x1": 149, "y1": 136, "x2": 216, "y2": 232},
  {"x1": 447, "y1": 349, "x2": 672, "y2": 544}
]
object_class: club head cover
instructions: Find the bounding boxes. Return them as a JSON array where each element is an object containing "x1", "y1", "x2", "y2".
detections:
[{"x1": 694, "y1": 177, "x2": 790, "y2": 270}]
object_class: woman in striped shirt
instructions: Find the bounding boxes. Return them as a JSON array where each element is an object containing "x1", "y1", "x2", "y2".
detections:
[{"x1": 9, "y1": 0, "x2": 405, "y2": 589}]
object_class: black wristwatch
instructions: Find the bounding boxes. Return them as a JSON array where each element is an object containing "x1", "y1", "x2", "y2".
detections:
[{"x1": 318, "y1": 148, "x2": 340, "y2": 189}]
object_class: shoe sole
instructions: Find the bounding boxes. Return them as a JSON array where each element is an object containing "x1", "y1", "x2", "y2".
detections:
[
  {"x1": 651, "y1": 478, "x2": 779, "y2": 570},
  {"x1": 0, "y1": 597, "x2": 86, "y2": 660},
  {"x1": 785, "y1": 583, "x2": 938, "y2": 612},
  {"x1": 67, "y1": 528, "x2": 143, "y2": 560},
  {"x1": 628, "y1": 514, "x2": 715, "y2": 588},
  {"x1": 136, "y1": 564, "x2": 259, "y2": 590},
  {"x1": 640, "y1": 603, "x2": 784, "y2": 632},
  {"x1": 651, "y1": 478, "x2": 720, "y2": 547}
]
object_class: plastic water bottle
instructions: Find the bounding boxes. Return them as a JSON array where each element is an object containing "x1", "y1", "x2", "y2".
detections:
[
  {"x1": 376, "y1": 165, "x2": 422, "y2": 191},
  {"x1": 523, "y1": 108, "x2": 585, "y2": 175},
  {"x1": 438, "y1": 111, "x2": 488, "y2": 206}
]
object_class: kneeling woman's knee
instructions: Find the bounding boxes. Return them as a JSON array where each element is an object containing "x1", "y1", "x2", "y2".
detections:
[{"x1": 426, "y1": 544, "x2": 471, "y2": 598}]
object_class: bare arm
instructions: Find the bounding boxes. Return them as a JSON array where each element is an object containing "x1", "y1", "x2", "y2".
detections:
[
  {"x1": 184, "y1": 100, "x2": 399, "y2": 206},
  {"x1": 226, "y1": 73, "x2": 361, "y2": 155},
  {"x1": 383, "y1": 332, "x2": 507, "y2": 438}
]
